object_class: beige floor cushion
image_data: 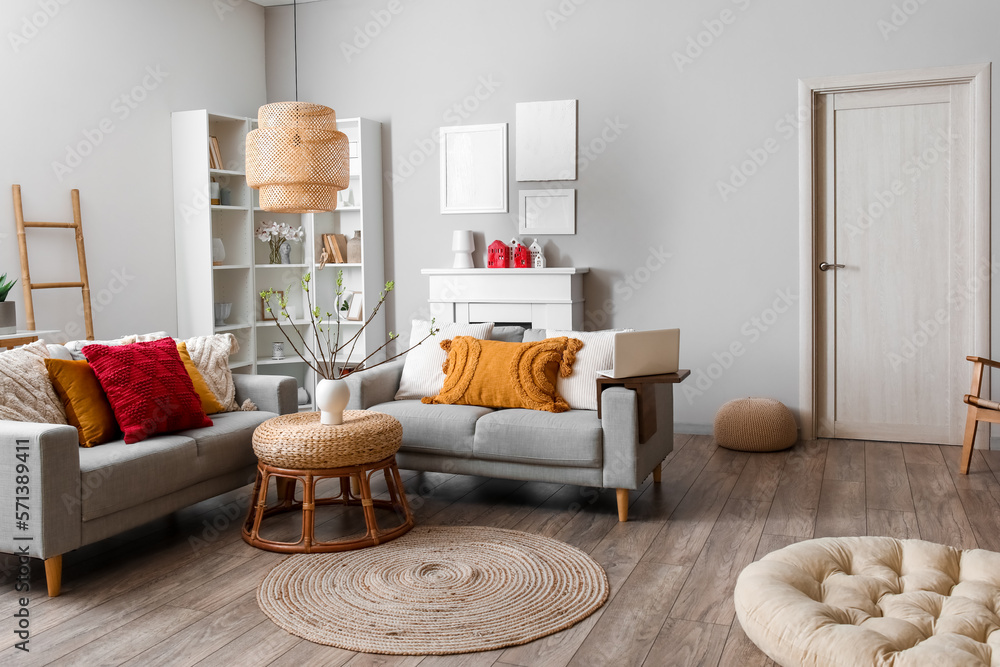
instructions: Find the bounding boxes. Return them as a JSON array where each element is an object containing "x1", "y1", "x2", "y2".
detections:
[{"x1": 735, "y1": 536, "x2": 1000, "y2": 666}]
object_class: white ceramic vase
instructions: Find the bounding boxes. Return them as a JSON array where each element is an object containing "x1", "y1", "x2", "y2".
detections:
[{"x1": 315, "y1": 378, "x2": 350, "y2": 425}]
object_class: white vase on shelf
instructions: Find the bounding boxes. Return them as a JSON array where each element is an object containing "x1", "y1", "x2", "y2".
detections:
[{"x1": 316, "y1": 378, "x2": 350, "y2": 425}]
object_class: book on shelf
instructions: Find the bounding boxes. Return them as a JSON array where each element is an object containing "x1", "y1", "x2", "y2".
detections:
[
  {"x1": 209, "y1": 136, "x2": 223, "y2": 170},
  {"x1": 322, "y1": 234, "x2": 348, "y2": 263}
]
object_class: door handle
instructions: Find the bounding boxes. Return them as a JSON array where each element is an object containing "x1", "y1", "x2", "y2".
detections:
[{"x1": 819, "y1": 262, "x2": 845, "y2": 272}]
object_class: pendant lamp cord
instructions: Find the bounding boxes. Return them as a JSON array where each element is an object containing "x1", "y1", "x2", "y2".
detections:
[{"x1": 293, "y1": 0, "x2": 298, "y2": 102}]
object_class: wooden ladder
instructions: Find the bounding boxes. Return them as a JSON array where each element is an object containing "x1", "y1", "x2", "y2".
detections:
[{"x1": 11, "y1": 184, "x2": 94, "y2": 340}]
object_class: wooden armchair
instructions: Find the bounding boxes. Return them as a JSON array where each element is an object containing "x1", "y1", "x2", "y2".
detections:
[{"x1": 961, "y1": 356, "x2": 1000, "y2": 474}]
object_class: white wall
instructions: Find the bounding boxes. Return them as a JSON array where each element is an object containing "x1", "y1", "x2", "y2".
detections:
[
  {"x1": 0, "y1": 0, "x2": 266, "y2": 341},
  {"x1": 262, "y1": 0, "x2": 999, "y2": 431}
]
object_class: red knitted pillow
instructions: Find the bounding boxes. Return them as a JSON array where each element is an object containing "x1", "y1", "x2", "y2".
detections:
[{"x1": 83, "y1": 338, "x2": 212, "y2": 444}]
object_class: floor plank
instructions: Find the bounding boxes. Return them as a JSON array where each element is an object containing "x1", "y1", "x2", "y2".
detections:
[
  {"x1": 643, "y1": 618, "x2": 729, "y2": 667},
  {"x1": 906, "y1": 462, "x2": 978, "y2": 549},
  {"x1": 642, "y1": 470, "x2": 740, "y2": 567},
  {"x1": 718, "y1": 618, "x2": 776, "y2": 667},
  {"x1": 670, "y1": 498, "x2": 770, "y2": 626},
  {"x1": 867, "y1": 509, "x2": 921, "y2": 539},
  {"x1": 763, "y1": 440, "x2": 827, "y2": 537},
  {"x1": 823, "y1": 439, "x2": 865, "y2": 482},
  {"x1": 567, "y1": 562, "x2": 688, "y2": 666},
  {"x1": 865, "y1": 442, "x2": 914, "y2": 512},
  {"x1": 813, "y1": 480, "x2": 866, "y2": 538},
  {"x1": 729, "y1": 451, "x2": 787, "y2": 502}
]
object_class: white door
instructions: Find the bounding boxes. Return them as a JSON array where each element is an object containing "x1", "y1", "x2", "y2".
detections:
[{"x1": 815, "y1": 83, "x2": 975, "y2": 445}]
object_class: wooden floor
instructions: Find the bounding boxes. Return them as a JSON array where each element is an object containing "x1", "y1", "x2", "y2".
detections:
[{"x1": 2, "y1": 435, "x2": 999, "y2": 667}]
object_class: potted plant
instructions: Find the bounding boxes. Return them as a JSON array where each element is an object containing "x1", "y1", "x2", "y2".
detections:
[
  {"x1": 0, "y1": 274, "x2": 18, "y2": 334},
  {"x1": 261, "y1": 271, "x2": 437, "y2": 425}
]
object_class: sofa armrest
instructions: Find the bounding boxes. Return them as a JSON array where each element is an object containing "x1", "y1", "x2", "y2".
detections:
[
  {"x1": 600, "y1": 385, "x2": 675, "y2": 490},
  {"x1": 233, "y1": 374, "x2": 297, "y2": 415},
  {"x1": 0, "y1": 422, "x2": 81, "y2": 560},
  {"x1": 345, "y1": 358, "x2": 406, "y2": 410}
]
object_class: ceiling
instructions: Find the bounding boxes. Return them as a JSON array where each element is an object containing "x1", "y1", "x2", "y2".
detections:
[{"x1": 248, "y1": 0, "x2": 321, "y2": 6}]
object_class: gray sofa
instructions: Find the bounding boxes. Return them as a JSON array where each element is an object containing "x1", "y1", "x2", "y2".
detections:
[
  {"x1": 0, "y1": 367, "x2": 296, "y2": 597},
  {"x1": 346, "y1": 326, "x2": 675, "y2": 523}
]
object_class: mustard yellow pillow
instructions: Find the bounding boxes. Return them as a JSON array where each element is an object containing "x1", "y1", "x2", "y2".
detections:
[
  {"x1": 422, "y1": 336, "x2": 583, "y2": 413},
  {"x1": 44, "y1": 358, "x2": 120, "y2": 447},
  {"x1": 177, "y1": 342, "x2": 226, "y2": 415}
]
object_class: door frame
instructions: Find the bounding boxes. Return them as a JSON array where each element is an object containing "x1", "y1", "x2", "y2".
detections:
[{"x1": 798, "y1": 63, "x2": 991, "y2": 441}]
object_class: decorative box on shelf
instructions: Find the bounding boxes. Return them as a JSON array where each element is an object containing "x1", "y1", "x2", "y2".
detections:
[{"x1": 421, "y1": 267, "x2": 588, "y2": 330}]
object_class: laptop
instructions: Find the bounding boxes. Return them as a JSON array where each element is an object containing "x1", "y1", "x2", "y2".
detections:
[{"x1": 598, "y1": 329, "x2": 680, "y2": 379}]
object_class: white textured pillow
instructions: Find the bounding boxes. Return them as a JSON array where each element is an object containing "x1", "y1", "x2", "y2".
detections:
[
  {"x1": 183, "y1": 334, "x2": 240, "y2": 411},
  {"x1": 395, "y1": 320, "x2": 494, "y2": 400},
  {"x1": 546, "y1": 329, "x2": 632, "y2": 411},
  {"x1": 65, "y1": 331, "x2": 170, "y2": 360},
  {"x1": 0, "y1": 340, "x2": 68, "y2": 424}
]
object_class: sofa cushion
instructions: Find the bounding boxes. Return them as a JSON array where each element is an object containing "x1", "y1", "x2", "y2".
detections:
[
  {"x1": 44, "y1": 358, "x2": 120, "y2": 447},
  {"x1": 175, "y1": 409, "x2": 275, "y2": 475},
  {"x1": 79, "y1": 434, "x2": 198, "y2": 521},
  {"x1": 473, "y1": 409, "x2": 603, "y2": 468},
  {"x1": 395, "y1": 320, "x2": 494, "y2": 400},
  {"x1": 423, "y1": 336, "x2": 582, "y2": 413},
  {"x1": 490, "y1": 326, "x2": 526, "y2": 343},
  {"x1": 369, "y1": 400, "x2": 493, "y2": 457},
  {"x1": 78, "y1": 410, "x2": 276, "y2": 522},
  {"x1": 83, "y1": 338, "x2": 212, "y2": 444}
]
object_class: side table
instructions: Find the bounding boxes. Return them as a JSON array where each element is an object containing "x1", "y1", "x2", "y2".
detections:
[
  {"x1": 596, "y1": 370, "x2": 691, "y2": 445},
  {"x1": 242, "y1": 410, "x2": 414, "y2": 553}
]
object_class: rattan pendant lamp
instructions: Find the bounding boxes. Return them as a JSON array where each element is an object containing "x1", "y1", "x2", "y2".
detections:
[{"x1": 246, "y1": 0, "x2": 348, "y2": 213}]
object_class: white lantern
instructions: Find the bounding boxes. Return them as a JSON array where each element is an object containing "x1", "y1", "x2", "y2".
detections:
[{"x1": 529, "y1": 240, "x2": 546, "y2": 268}]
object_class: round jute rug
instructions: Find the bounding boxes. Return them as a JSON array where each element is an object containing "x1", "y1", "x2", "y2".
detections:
[{"x1": 256, "y1": 525, "x2": 609, "y2": 655}]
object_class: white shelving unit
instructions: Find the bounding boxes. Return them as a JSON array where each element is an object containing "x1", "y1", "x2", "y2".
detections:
[{"x1": 172, "y1": 111, "x2": 385, "y2": 412}]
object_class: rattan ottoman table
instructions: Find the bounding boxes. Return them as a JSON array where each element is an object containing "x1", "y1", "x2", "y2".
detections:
[{"x1": 242, "y1": 410, "x2": 414, "y2": 553}]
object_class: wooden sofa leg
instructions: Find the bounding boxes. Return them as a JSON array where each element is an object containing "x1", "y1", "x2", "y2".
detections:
[
  {"x1": 44, "y1": 555, "x2": 62, "y2": 597},
  {"x1": 960, "y1": 407, "x2": 979, "y2": 475},
  {"x1": 653, "y1": 462, "x2": 662, "y2": 483},
  {"x1": 616, "y1": 489, "x2": 629, "y2": 522}
]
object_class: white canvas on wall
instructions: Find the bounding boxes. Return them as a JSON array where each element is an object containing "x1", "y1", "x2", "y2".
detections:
[
  {"x1": 515, "y1": 100, "x2": 578, "y2": 181},
  {"x1": 440, "y1": 123, "x2": 508, "y2": 214},
  {"x1": 519, "y1": 189, "x2": 576, "y2": 235}
]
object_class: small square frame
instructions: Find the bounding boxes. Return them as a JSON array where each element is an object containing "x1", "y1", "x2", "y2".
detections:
[{"x1": 518, "y1": 189, "x2": 576, "y2": 235}]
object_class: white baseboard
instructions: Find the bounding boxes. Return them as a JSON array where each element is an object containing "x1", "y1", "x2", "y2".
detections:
[{"x1": 674, "y1": 423, "x2": 713, "y2": 436}]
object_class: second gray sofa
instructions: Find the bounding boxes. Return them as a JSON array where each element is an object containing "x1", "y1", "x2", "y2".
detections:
[{"x1": 346, "y1": 326, "x2": 676, "y2": 522}]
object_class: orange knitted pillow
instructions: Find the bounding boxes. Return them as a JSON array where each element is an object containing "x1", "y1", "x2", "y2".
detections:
[{"x1": 422, "y1": 336, "x2": 583, "y2": 413}]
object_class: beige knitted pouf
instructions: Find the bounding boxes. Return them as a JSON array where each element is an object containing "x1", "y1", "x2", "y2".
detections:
[{"x1": 714, "y1": 398, "x2": 797, "y2": 452}]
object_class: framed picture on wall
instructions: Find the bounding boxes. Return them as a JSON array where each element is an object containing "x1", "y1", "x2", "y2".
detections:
[
  {"x1": 518, "y1": 189, "x2": 576, "y2": 235},
  {"x1": 440, "y1": 123, "x2": 508, "y2": 214},
  {"x1": 515, "y1": 99, "x2": 578, "y2": 181},
  {"x1": 346, "y1": 292, "x2": 364, "y2": 321}
]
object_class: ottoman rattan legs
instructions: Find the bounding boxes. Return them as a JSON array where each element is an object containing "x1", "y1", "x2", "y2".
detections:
[{"x1": 242, "y1": 454, "x2": 414, "y2": 553}]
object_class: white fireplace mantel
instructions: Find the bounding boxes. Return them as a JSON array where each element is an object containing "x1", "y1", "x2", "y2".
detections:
[{"x1": 421, "y1": 267, "x2": 589, "y2": 330}]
